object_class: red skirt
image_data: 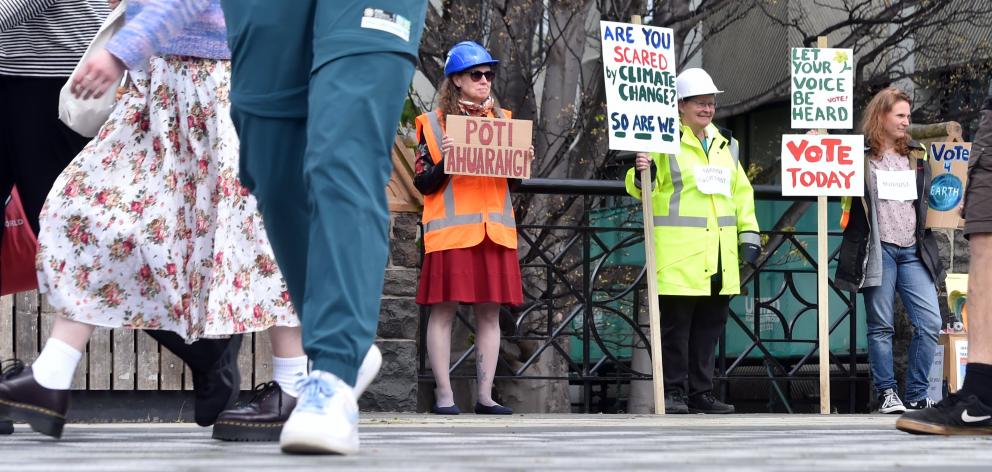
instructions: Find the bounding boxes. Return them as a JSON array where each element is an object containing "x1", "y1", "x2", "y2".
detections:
[{"x1": 416, "y1": 237, "x2": 523, "y2": 306}]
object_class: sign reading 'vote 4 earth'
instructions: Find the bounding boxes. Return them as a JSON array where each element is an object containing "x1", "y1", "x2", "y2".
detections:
[
  {"x1": 781, "y1": 135, "x2": 864, "y2": 197},
  {"x1": 444, "y1": 115, "x2": 534, "y2": 179},
  {"x1": 927, "y1": 142, "x2": 971, "y2": 229},
  {"x1": 791, "y1": 48, "x2": 854, "y2": 129},
  {"x1": 600, "y1": 21, "x2": 679, "y2": 154}
]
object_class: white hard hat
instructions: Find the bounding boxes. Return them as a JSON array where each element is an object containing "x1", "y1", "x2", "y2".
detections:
[{"x1": 676, "y1": 68, "x2": 724, "y2": 100}]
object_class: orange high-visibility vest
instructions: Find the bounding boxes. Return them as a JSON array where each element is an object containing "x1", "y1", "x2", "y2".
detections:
[{"x1": 414, "y1": 108, "x2": 517, "y2": 254}]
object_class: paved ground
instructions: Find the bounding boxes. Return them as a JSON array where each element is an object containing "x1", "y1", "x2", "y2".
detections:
[{"x1": 2, "y1": 414, "x2": 991, "y2": 471}]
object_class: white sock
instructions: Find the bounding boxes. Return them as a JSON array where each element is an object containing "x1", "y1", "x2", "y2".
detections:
[
  {"x1": 272, "y1": 355, "x2": 308, "y2": 397},
  {"x1": 32, "y1": 338, "x2": 83, "y2": 390}
]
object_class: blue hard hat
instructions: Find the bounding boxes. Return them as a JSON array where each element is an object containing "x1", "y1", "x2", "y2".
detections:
[{"x1": 444, "y1": 41, "x2": 499, "y2": 77}]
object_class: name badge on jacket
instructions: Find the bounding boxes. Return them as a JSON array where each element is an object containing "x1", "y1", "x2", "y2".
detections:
[
  {"x1": 695, "y1": 166, "x2": 732, "y2": 196},
  {"x1": 876, "y1": 169, "x2": 917, "y2": 201}
]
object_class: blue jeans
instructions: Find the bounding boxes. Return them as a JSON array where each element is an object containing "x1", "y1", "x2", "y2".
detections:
[{"x1": 862, "y1": 243, "x2": 942, "y2": 401}]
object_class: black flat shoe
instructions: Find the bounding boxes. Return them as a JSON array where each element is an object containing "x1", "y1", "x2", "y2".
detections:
[
  {"x1": 431, "y1": 404, "x2": 461, "y2": 415},
  {"x1": 474, "y1": 402, "x2": 512, "y2": 415},
  {"x1": 0, "y1": 419, "x2": 12, "y2": 435}
]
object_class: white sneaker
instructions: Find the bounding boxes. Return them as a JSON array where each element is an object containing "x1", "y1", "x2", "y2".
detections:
[
  {"x1": 280, "y1": 371, "x2": 359, "y2": 455},
  {"x1": 879, "y1": 388, "x2": 907, "y2": 414},
  {"x1": 354, "y1": 345, "x2": 382, "y2": 398}
]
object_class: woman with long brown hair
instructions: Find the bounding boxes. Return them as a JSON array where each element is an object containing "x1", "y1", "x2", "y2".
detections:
[
  {"x1": 413, "y1": 41, "x2": 525, "y2": 415},
  {"x1": 834, "y1": 87, "x2": 945, "y2": 414}
]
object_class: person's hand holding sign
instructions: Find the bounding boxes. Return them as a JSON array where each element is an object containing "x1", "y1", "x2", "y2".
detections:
[
  {"x1": 441, "y1": 135, "x2": 454, "y2": 158},
  {"x1": 634, "y1": 152, "x2": 656, "y2": 190},
  {"x1": 634, "y1": 153, "x2": 651, "y2": 171}
]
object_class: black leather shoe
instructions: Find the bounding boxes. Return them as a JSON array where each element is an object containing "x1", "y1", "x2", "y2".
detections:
[
  {"x1": 191, "y1": 335, "x2": 242, "y2": 427},
  {"x1": 688, "y1": 392, "x2": 735, "y2": 414},
  {"x1": 212, "y1": 381, "x2": 296, "y2": 441},
  {"x1": 0, "y1": 360, "x2": 70, "y2": 438},
  {"x1": 0, "y1": 419, "x2": 12, "y2": 435},
  {"x1": 665, "y1": 389, "x2": 690, "y2": 414},
  {"x1": 474, "y1": 402, "x2": 512, "y2": 415}
]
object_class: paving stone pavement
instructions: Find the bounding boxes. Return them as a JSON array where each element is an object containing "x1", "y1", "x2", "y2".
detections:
[{"x1": 1, "y1": 414, "x2": 991, "y2": 471}]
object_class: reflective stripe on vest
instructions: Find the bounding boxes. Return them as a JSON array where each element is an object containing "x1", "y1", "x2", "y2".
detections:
[
  {"x1": 653, "y1": 215, "x2": 737, "y2": 228},
  {"x1": 423, "y1": 108, "x2": 514, "y2": 234},
  {"x1": 740, "y1": 231, "x2": 760, "y2": 246},
  {"x1": 655, "y1": 149, "x2": 738, "y2": 228}
]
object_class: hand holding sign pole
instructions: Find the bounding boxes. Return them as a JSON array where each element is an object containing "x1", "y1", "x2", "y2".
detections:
[{"x1": 602, "y1": 14, "x2": 679, "y2": 415}]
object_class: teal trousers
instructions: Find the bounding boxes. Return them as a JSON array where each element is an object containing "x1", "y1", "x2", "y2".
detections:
[{"x1": 220, "y1": 0, "x2": 427, "y2": 384}]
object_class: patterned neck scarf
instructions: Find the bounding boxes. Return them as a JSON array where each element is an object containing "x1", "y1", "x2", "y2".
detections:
[{"x1": 457, "y1": 96, "x2": 494, "y2": 117}]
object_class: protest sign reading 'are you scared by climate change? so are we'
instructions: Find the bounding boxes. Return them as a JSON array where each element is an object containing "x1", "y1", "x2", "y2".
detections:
[
  {"x1": 600, "y1": 21, "x2": 679, "y2": 154},
  {"x1": 444, "y1": 115, "x2": 534, "y2": 179},
  {"x1": 781, "y1": 135, "x2": 864, "y2": 197},
  {"x1": 791, "y1": 48, "x2": 854, "y2": 129}
]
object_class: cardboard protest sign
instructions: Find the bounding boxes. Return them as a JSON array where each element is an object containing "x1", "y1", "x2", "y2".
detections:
[
  {"x1": 927, "y1": 142, "x2": 971, "y2": 228},
  {"x1": 600, "y1": 21, "x2": 679, "y2": 154},
  {"x1": 781, "y1": 134, "x2": 864, "y2": 196},
  {"x1": 791, "y1": 48, "x2": 854, "y2": 129},
  {"x1": 444, "y1": 115, "x2": 533, "y2": 179}
]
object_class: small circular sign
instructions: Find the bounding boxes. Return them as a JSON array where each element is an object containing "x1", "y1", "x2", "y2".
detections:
[{"x1": 928, "y1": 173, "x2": 963, "y2": 212}]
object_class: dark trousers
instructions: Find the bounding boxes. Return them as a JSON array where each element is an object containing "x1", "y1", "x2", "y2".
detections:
[
  {"x1": 0, "y1": 74, "x2": 232, "y2": 372},
  {"x1": 659, "y1": 277, "x2": 730, "y2": 397},
  {"x1": 221, "y1": 0, "x2": 427, "y2": 384},
  {"x1": 0, "y1": 75, "x2": 90, "y2": 240}
]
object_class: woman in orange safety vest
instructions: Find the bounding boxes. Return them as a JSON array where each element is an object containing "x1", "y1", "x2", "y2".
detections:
[{"x1": 413, "y1": 41, "x2": 525, "y2": 415}]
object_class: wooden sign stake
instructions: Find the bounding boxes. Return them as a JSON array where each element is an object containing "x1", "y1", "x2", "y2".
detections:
[
  {"x1": 629, "y1": 14, "x2": 666, "y2": 416},
  {"x1": 816, "y1": 35, "x2": 832, "y2": 415}
]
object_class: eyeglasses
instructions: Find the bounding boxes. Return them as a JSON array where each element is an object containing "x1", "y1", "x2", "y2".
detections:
[
  {"x1": 467, "y1": 70, "x2": 495, "y2": 82},
  {"x1": 687, "y1": 99, "x2": 716, "y2": 109}
]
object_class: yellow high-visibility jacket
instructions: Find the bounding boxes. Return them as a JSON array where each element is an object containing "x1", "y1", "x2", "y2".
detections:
[{"x1": 625, "y1": 122, "x2": 760, "y2": 296}]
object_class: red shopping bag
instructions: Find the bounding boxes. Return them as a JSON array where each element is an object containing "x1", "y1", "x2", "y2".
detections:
[{"x1": 1, "y1": 187, "x2": 39, "y2": 295}]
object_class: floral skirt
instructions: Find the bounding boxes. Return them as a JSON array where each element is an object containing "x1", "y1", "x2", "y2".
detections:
[
  {"x1": 415, "y1": 237, "x2": 523, "y2": 306},
  {"x1": 36, "y1": 56, "x2": 299, "y2": 341}
]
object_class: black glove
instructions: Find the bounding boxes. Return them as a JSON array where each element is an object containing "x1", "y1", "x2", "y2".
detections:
[
  {"x1": 634, "y1": 161, "x2": 657, "y2": 189},
  {"x1": 741, "y1": 243, "x2": 761, "y2": 265}
]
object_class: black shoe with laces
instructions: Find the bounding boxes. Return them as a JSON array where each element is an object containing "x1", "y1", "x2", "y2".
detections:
[
  {"x1": 0, "y1": 359, "x2": 70, "y2": 438},
  {"x1": 896, "y1": 393, "x2": 992, "y2": 435},
  {"x1": 212, "y1": 381, "x2": 296, "y2": 442},
  {"x1": 664, "y1": 389, "x2": 689, "y2": 414},
  {"x1": 688, "y1": 392, "x2": 735, "y2": 414},
  {"x1": 905, "y1": 397, "x2": 935, "y2": 410}
]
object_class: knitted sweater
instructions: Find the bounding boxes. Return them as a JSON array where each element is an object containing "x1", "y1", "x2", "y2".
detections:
[{"x1": 105, "y1": 0, "x2": 229, "y2": 70}]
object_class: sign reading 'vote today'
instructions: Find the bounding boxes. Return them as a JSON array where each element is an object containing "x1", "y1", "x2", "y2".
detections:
[
  {"x1": 791, "y1": 48, "x2": 854, "y2": 129},
  {"x1": 781, "y1": 135, "x2": 864, "y2": 197},
  {"x1": 600, "y1": 21, "x2": 679, "y2": 154}
]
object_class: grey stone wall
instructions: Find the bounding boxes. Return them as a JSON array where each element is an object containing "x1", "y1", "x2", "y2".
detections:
[{"x1": 359, "y1": 212, "x2": 421, "y2": 412}]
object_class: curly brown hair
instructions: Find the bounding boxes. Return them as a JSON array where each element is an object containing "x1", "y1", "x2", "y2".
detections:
[{"x1": 861, "y1": 86, "x2": 912, "y2": 158}]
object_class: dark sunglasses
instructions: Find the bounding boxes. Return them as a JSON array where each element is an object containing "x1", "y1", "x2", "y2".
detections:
[{"x1": 467, "y1": 70, "x2": 495, "y2": 82}]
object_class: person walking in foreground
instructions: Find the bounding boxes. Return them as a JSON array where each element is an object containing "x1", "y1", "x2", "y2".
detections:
[
  {"x1": 833, "y1": 87, "x2": 945, "y2": 414},
  {"x1": 0, "y1": 0, "x2": 240, "y2": 437},
  {"x1": 0, "y1": 0, "x2": 311, "y2": 440},
  {"x1": 415, "y1": 41, "x2": 524, "y2": 416},
  {"x1": 627, "y1": 68, "x2": 760, "y2": 415},
  {"x1": 220, "y1": 0, "x2": 428, "y2": 454},
  {"x1": 897, "y1": 93, "x2": 992, "y2": 435}
]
